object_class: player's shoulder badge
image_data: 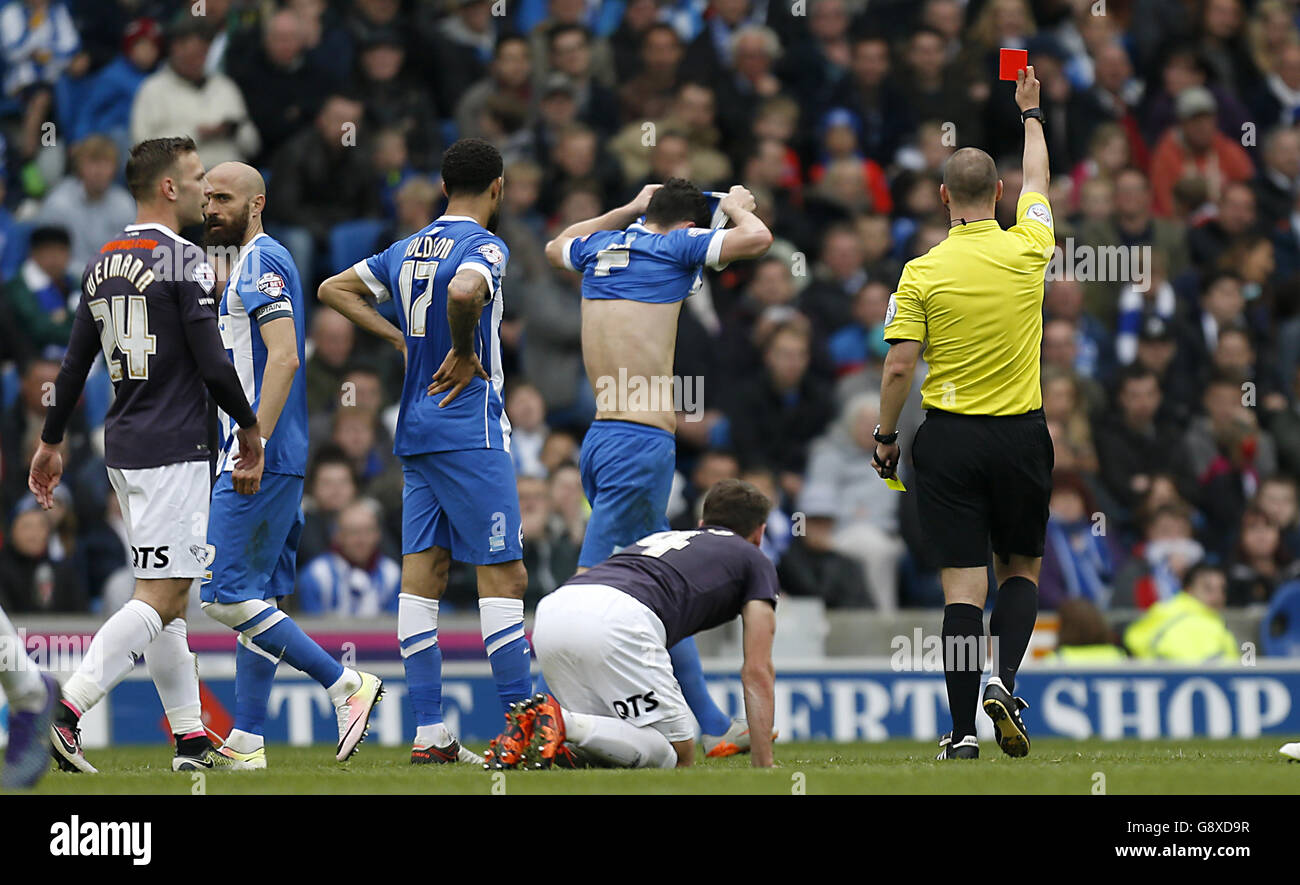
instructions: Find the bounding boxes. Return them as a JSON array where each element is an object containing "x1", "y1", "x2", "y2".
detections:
[
  {"x1": 1025, "y1": 202, "x2": 1053, "y2": 229},
  {"x1": 256, "y1": 271, "x2": 287, "y2": 300},
  {"x1": 477, "y1": 242, "x2": 504, "y2": 265},
  {"x1": 191, "y1": 261, "x2": 215, "y2": 293},
  {"x1": 687, "y1": 227, "x2": 711, "y2": 237},
  {"x1": 885, "y1": 294, "x2": 897, "y2": 325}
]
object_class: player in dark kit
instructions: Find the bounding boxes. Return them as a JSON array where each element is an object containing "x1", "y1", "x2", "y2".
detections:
[
  {"x1": 28, "y1": 136, "x2": 264, "y2": 773},
  {"x1": 487, "y1": 479, "x2": 778, "y2": 770}
]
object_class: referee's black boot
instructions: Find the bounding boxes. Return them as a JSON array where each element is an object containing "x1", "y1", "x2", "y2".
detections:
[
  {"x1": 983, "y1": 677, "x2": 1031, "y2": 758},
  {"x1": 936, "y1": 733, "x2": 979, "y2": 760}
]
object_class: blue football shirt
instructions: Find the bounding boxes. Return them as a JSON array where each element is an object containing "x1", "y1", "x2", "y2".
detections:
[
  {"x1": 353, "y1": 215, "x2": 511, "y2": 456},
  {"x1": 561, "y1": 223, "x2": 729, "y2": 304},
  {"x1": 216, "y1": 233, "x2": 308, "y2": 477}
]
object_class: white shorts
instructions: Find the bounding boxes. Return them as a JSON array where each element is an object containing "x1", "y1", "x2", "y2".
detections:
[
  {"x1": 106, "y1": 461, "x2": 212, "y2": 580},
  {"x1": 533, "y1": 583, "x2": 694, "y2": 743}
]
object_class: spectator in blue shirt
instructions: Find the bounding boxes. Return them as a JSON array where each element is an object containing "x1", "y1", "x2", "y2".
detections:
[
  {"x1": 297, "y1": 499, "x2": 401, "y2": 616},
  {"x1": 827, "y1": 279, "x2": 891, "y2": 378}
]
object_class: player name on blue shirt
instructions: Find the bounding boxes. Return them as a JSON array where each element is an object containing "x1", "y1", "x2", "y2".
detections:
[
  {"x1": 353, "y1": 215, "x2": 511, "y2": 456},
  {"x1": 571, "y1": 527, "x2": 779, "y2": 647}
]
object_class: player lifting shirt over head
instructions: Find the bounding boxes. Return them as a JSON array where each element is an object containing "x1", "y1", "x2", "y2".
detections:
[{"x1": 541, "y1": 179, "x2": 774, "y2": 755}]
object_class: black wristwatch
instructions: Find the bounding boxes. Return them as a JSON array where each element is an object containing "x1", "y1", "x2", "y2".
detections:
[
  {"x1": 1021, "y1": 107, "x2": 1045, "y2": 125},
  {"x1": 873, "y1": 424, "x2": 899, "y2": 445}
]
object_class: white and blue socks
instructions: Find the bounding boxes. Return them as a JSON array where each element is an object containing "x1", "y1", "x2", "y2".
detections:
[
  {"x1": 668, "y1": 636, "x2": 731, "y2": 737},
  {"x1": 399, "y1": 593, "x2": 445, "y2": 746},
  {"x1": 479, "y1": 597, "x2": 531, "y2": 713},
  {"x1": 229, "y1": 631, "x2": 279, "y2": 750},
  {"x1": 202, "y1": 599, "x2": 359, "y2": 705}
]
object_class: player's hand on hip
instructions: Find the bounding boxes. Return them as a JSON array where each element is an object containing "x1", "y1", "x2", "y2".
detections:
[
  {"x1": 27, "y1": 441, "x2": 64, "y2": 510},
  {"x1": 720, "y1": 185, "x2": 757, "y2": 215},
  {"x1": 1015, "y1": 65, "x2": 1041, "y2": 111},
  {"x1": 232, "y1": 460, "x2": 263, "y2": 495},
  {"x1": 429, "y1": 348, "x2": 489, "y2": 407},
  {"x1": 872, "y1": 442, "x2": 900, "y2": 480}
]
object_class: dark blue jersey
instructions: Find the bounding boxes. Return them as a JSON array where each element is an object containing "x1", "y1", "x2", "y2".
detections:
[
  {"x1": 569, "y1": 527, "x2": 779, "y2": 647},
  {"x1": 43, "y1": 223, "x2": 255, "y2": 469}
]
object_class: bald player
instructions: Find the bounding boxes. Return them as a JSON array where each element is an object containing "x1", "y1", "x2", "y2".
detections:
[
  {"x1": 199, "y1": 162, "x2": 383, "y2": 769},
  {"x1": 873, "y1": 68, "x2": 1054, "y2": 760}
]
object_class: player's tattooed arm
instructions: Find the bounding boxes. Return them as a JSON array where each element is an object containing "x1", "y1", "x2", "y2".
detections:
[
  {"x1": 318, "y1": 268, "x2": 407, "y2": 359},
  {"x1": 428, "y1": 268, "x2": 490, "y2": 407},
  {"x1": 740, "y1": 600, "x2": 777, "y2": 768},
  {"x1": 543, "y1": 183, "x2": 661, "y2": 268}
]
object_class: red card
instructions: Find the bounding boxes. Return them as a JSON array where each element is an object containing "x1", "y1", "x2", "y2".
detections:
[{"x1": 999, "y1": 47, "x2": 1028, "y2": 81}]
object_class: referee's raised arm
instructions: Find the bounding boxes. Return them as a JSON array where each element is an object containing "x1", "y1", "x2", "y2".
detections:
[
  {"x1": 872, "y1": 63, "x2": 1057, "y2": 763},
  {"x1": 1016, "y1": 67, "x2": 1049, "y2": 198}
]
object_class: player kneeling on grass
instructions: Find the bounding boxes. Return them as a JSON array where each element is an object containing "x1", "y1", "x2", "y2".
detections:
[{"x1": 487, "y1": 479, "x2": 777, "y2": 770}]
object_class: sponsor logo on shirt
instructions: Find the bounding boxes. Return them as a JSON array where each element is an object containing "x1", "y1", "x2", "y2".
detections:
[{"x1": 256, "y1": 271, "x2": 287, "y2": 299}]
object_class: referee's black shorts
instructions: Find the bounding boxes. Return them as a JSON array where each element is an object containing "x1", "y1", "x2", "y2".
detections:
[{"x1": 911, "y1": 407, "x2": 1054, "y2": 568}]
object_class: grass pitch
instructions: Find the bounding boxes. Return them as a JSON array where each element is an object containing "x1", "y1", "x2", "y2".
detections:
[{"x1": 22, "y1": 738, "x2": 1298, "y2": 795}]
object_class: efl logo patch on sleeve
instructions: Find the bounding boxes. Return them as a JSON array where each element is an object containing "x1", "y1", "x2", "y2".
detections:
[
  {"x1": 885, "y1": 294, "x2": 897, "y2": 325},
  {"x1": 1025, "y1": 203, "x2": 1053, "y2": 229},
  {"x1": 256, "y1": 271, "x2": 287, "y2": 299},
  {"x1": 477, "y1": 243, "x2": 504, "y2": 265}
]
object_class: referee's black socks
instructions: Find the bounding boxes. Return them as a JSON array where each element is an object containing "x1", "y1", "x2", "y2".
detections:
[
  {"x1": 989, "y1": 576, "x2": 1038, "y2": 693},
  {"x1": 941, "y1": 603, "x2": 985, "y2": 740}
]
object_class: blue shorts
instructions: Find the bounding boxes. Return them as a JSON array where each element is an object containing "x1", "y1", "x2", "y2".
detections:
[
  {"x1": 578, "y1": 420, "x2": 676, "y2": 567},
  {"x1": 402, "y1": 448, "x2": 523, "y2": 563},
  {"x1": 201, "y1": 471, "x2": 304, "y2": 604}
]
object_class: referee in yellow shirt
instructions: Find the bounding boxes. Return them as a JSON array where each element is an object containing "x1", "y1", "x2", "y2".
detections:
[{"x1": 872, "y1": 67, "x2": 1055, "y2": 761}]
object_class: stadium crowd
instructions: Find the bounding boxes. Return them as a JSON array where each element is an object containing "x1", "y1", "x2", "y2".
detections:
[{"x1": 0, "y1": 0, "x2": 1298, "y2": 644}]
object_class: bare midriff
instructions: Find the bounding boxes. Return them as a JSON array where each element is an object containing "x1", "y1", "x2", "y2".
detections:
[{"x1": 581, "y1": 297, "x2": 683, "y2": 434}]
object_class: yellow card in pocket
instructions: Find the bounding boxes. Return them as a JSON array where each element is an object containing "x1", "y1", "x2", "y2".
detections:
[{"x1": 884, "y1": 477, "x2": 907, "y2": 492}]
